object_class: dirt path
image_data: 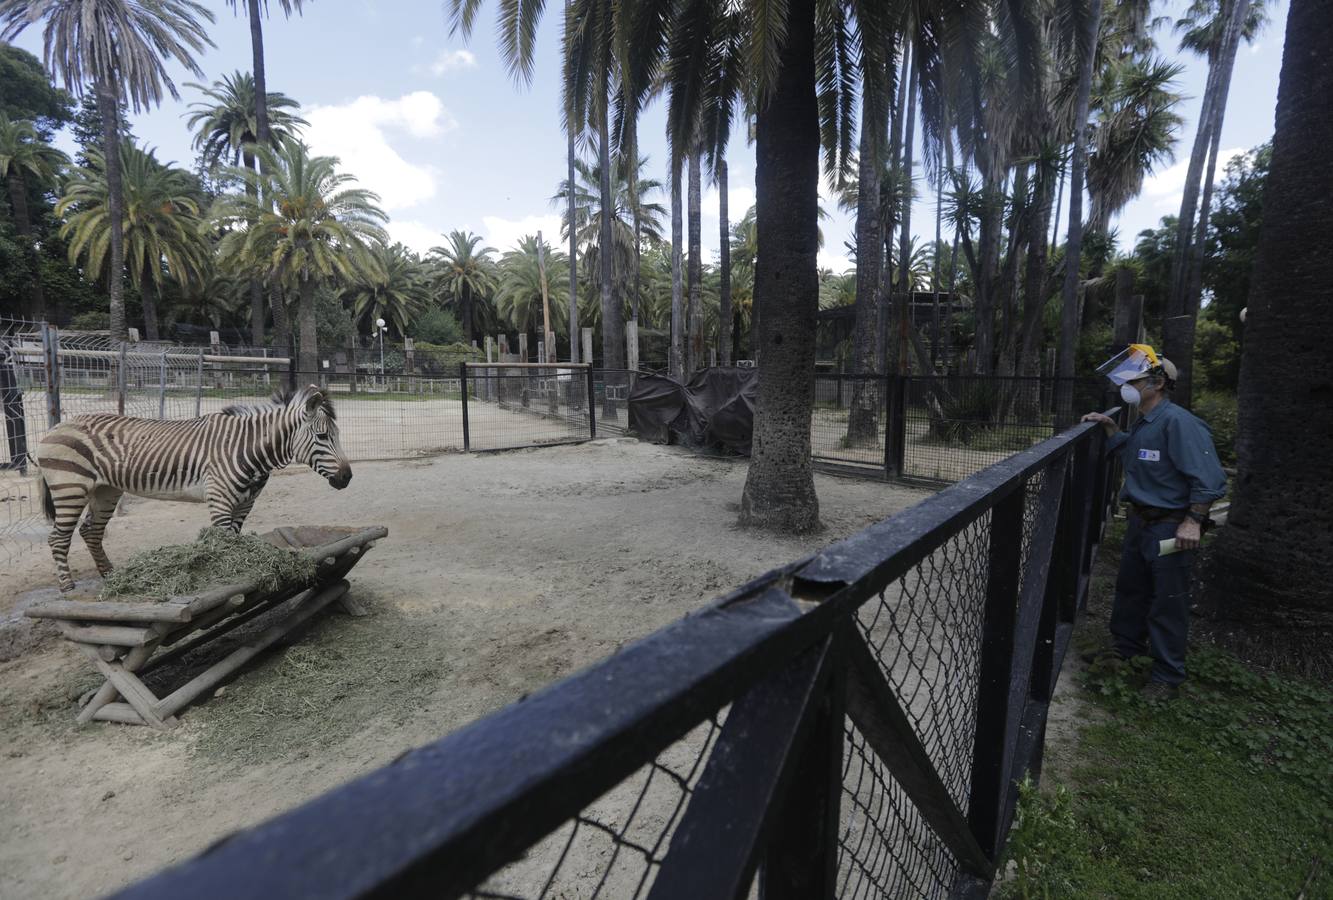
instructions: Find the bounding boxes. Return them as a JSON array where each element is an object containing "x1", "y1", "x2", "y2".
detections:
[{"x1": 0, "y1": 440, "x2": 930, "y2": 900}]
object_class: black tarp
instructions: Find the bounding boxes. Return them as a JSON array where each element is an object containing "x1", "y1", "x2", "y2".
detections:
[{"x1": 628, "y1": 367, "x2": 757, "y2": 454}]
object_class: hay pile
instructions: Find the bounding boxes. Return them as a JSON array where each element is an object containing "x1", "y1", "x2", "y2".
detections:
[{"x1": 100, "y1": 528, "x2": 317, "y2": 600}]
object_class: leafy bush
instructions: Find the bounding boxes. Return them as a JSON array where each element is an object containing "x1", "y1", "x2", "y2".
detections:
[
  {"x1": 414, "y1": 307, "x2": 464, "y2": 345},
  {"x1": 68, "y1": 310, "x2": 109, "y2": 331},
  {"x1": 1193, "y1": 317, "x2": 1240, "y2": 392},
  {"x1": 927, "y1": 382, "x2": 1002, "y2": 445},
  {"x1": 1192, "y1": 390, "x2": 1237, "y2": 467},
  {"x1": 410, "y1": 340, "x2": 483, "y2": 376}
]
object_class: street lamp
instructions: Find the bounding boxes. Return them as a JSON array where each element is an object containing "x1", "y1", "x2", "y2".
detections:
[{"x1": 376, "y1": 317, "x2": 387, "y2": 388}]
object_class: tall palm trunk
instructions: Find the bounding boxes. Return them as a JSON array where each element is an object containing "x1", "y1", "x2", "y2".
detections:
[
  {"x1": 894, "y1": 58, "x2": 918, "y2": 375},
  {"x1": 248, "y1": 0, "x2": 273, "y2": 348},
  {"x1": 670, "y1": 158, "x2": 684, "y2": 378},
  {"x1": 718, "y1": 158, "x2": 732, "y2": 365},
  {"x1": 7, "y1": 171, "x2": 46, "y2": 320},
  {"x1": 1202, "y1": 0, "x2": 1333, "y2": 675},
  {"x1": 1017, "y1": 155, "x2": 1058, "y2": 417},
  {"x1": 568, "y1": 123, "x2": 579, "y2": 363},
  {"x1": 739, "y1": 0, "x2": 820, "y2": 533},
  {"x1": 847, "y1": 85, "x2": 883, "y2": 445},
  {"x1": 1056, "y1": 0, "x2": 1104, "y2": 414},
  {"x1": 1171, "y1": 0, "x2": 1249, "y2": 406},
  {"x1": 687, "y1": 148, "x2": 702, "y2": 373},
  {"x1": 243, "y1": 149, "x2": 264, "y2": 347},
  {"x1": 626, "y1": 116, "x2": 642, "y2": 326},
  {"x1": 879, "y1": 41, "x2": 912, "y2": 374},
  {"x1": 139, "y1": 267, "x2": 160, "y2": 342},
  {"x1": 461, "y1": 282, "x2": 473, "y2": 345},
  {"x1": 95, "y1": 76, "x2": 127, "y2": 340},
  {"x1": 597, "y1": 96, "x2": 625, "y2": 413},
  {"x1": 272, "y1": 286, "x2": 291, "y2": 354},
  {"x1": 297, "y1": 271, "x2": 318, "y2": 374}
]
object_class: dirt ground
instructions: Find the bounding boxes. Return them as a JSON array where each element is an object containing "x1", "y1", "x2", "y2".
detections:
[{"x1": 0, "y1": 440, "x2": 933, "y2": 900}]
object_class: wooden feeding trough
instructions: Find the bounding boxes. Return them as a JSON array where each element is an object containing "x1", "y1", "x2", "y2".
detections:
[{"x1": 24, "y1": 525, "x2": 388, "y2": 729}]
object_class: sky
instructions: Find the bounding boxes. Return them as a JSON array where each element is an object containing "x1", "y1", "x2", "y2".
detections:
[{"x1": 10, "y1": 0, "x2": 1289, "y2": 276}]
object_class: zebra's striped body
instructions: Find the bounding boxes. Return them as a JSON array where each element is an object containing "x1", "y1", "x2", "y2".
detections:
[{"x1": 36, "y1": 385, "x2": 351, "y2": 592}]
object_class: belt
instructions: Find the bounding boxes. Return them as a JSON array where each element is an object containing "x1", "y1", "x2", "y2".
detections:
[{"x1": 1129, "y1": 503, "x2": 1187, "y2": 524}]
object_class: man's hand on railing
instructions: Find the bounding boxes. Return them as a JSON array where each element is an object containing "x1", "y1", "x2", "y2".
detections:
[{"x1": 1081, "y1": 412, "x2": 1119, "y2": 438}]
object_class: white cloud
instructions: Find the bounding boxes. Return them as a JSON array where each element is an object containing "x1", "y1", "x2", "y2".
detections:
[
  {"x1": 1139, "y1": 146, "x2": 1247, "y2": 212},
  {"x1": 818, "y1": 250, "x2": 853, "y2": 274},
  {"x1": 429, "y1": 49, "x2": 477, "y2": 75},
  {"x1": 386, "y1": 219, "x2": 445, "y2": 255},
  {"x1": 303, "y1": 92, "x2": 456, "y2": 212},
  {"x1": 702, "y1": 185, "x2": 755, "y2": 219},
  {"x1": 483, "y1": 213, "x2": 565, "y2": 254}
]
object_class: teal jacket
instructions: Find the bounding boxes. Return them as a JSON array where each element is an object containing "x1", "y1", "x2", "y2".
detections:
[{"x1": 1106, "y1": 399, "x2": 1228, "y2": 508}]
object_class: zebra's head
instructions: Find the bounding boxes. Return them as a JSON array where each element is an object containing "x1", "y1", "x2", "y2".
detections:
[{"x1": 290, "y1": 387, "x2": 352, "y2": 489}]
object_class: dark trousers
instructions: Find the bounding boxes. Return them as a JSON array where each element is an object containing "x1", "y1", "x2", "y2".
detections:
[{"x1": 1110, "y1": 514, "x2": 1196, "y2": 686}]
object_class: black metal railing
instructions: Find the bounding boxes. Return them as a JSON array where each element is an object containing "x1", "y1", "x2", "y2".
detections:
[{"x1": 110, "y1": 411, "x2": 1119, "y2": 900}]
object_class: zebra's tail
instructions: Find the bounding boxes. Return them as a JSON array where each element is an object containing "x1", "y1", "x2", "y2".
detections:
[{"x1": 38, "y1": 470, "x2": 56, "y2": 522}]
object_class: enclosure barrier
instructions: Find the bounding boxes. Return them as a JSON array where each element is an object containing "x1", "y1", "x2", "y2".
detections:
[{"x1": 109, "y1": 411, "x2": 1119, "y2": 900}]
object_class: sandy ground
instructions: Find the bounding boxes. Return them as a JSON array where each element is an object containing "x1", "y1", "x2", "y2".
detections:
[{"x1": 0, "y1": 440, "x2": 933, "y2": 900}]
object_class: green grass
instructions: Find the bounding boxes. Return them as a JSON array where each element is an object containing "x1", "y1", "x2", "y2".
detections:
[{"x1": 1000, "y1": 526, "x2": 1333, "y2": 899}]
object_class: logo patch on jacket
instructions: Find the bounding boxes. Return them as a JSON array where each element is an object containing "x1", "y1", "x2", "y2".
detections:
[{"x1": 1137, "y1": 448, "x2": 1161, "y2": 461}]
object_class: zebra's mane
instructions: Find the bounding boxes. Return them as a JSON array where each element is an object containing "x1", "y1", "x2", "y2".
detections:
[{"x1": 220, "y1": 388, "x2": 337, "y2": 420}]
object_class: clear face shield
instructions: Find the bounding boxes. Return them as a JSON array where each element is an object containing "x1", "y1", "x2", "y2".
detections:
[{"x1": 1097, "y1": 344, "x2": 1160, "y2": 387}]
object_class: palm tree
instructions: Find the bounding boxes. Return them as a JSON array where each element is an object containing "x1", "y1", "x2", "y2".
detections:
[
  {"x1": 214, "y1": 137, "x2": 387, "y2": 374},
  {"x1": 225, "y1": 0, "x2": 310, "y2": 174},
  {"x1": 1, "y1": 0, "x2": 215, "y2": 340},
  {"x1": 186, "y1": 70, "x2": 306, "y2": 347},
  {"x1": 58, "y1": 141, "x2": 210, "y2": 340},
  {"x1": 494, "y1": 234, "x2": 571, "y2": 339},
  {"x1": 341, "y1": 243, "x2": 431, "y2": 337},
  {"x1": 670, "y1": 158, "x2": 684, "y2": 377},
  {"x1": 1201, "y1": 0, "x2": 1332, "y2": 676},
  {"x1": 687, "y1": 148, "x2": 702, "y2": 372},
  {"x1": 717, "y1": 156, "x2": 733, "y2": 365},
  {"x1": 430, "y1": 230, "x2": 497, "y2": 347},
  {"x1": 0, "y1": 112, "x2": 67, "y2": 319},
  {"x1": 1164, "y1": 0, "x2": 1269, "y2": 405}
]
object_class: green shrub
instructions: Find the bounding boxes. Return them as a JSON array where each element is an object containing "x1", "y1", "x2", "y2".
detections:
[
  {"x1": 1193, "y1": 317, "x2": 1240, "y2": 392},
  {"x1": 410, "y1": 340, "x2": 483, "y2": 375},
  {"x1": 1192, "y1": 390, "x2": 1237, "y2": 467},
  {"x1": 414, "y1": 307, "x2": 464, "y2": 345}
]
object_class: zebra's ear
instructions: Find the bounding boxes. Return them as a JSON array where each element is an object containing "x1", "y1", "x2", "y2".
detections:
[{"x1": 304, "y1": 387, "x2": 325, "y2": 415}]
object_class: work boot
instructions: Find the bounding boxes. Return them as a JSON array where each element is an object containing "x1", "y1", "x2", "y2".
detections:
[
  {"x1": 1140, "y1": 681, "x2": 1180, "y2": 702},
  {"x1": 1080, "y1": 646, "x2": 1128, "y2": 667}
]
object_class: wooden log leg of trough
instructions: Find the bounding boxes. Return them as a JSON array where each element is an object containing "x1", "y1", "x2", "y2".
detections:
[
  {"x1": 77, "y1": 642, "x2": 156, "y2": 725},
  {"x1": 153, "y1": 580, "x2": 350, "y2": 721},
  {"x1": 73, "y1": 642, "x2": 175, "y2": 729}
]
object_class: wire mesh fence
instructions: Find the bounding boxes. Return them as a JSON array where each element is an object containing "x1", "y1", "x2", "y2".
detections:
[
  {"x1": 115, "y1": 414, "x2": 1121, "y2": 900},
  {"x1": 462, "y1": 364, "x2": 594, "y2": 452}
]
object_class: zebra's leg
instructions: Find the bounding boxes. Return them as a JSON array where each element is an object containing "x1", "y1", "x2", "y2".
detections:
[
  {"x1": 206, "y1": 476, "x2": 241, "y2": 532},
  {"x1": 230, "y1": 474, "x2": 270, "y2": 532},
  {"x1": 80, "y1": 487, "x2": 124, "y2": 577},
  {"x1": 47, "y1": 486, "x2": 90, "y2": 592}
]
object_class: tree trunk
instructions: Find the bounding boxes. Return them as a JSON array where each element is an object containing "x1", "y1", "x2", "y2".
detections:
[
  {"x1": 243, "y1": 149, "x2": 264, "y2": 347},
  {"x1": 1017, "y1": 156, "x2": 1057, "y2": 417},
  {"x1": 687, "y1": 148, "x2": 703, "y2": 372},
  {"x1": 297, "y1": 272, "x2": 318, "y2": 376},
  {"x1": 95, "y1": 76, "x2": 127, "y2": 340},
  {"x1": 847, "y1": 84, "x2": 882, "y2": 445},
  {"x1": 670, "y1": 157, "x2": 684, "y2": 378},
  {"x1": 895, "y1": 58, "x2": 918, "y2": 375},
  {"x1": 973, "y1": 168, "x2": 1002, "y2": 374},
  {"x1": 627, "y1": 116, "x2": 642, "y2": 325},
  {"x1": 247, "y1": 0, "x2": 281, "y2": 351},
  {"x1": 597, "y1": 96, "x2": 626, "y2": 415},
  {"x1": 1201, "y1": 0, "x2": 1333, "y2": 676},
  {"x1": 272, "y1": 285, "x2": 291, "y2": 354},
  {"x1": 879, "y1": 41, "x2": 911, "y2": 375},
  {"x1": 1174, "y1": 0, "x2": 1249, "y2": 408},
  {"x1": 1049, "y1": 155, "x2": 1065, "y2": 252},
  {"x1": 739, "y1": 0, "x2": 820, "y2": 534},
  {"x1": 7, "y1": 171, "x2": 46, "y2": 320},
  {"x1": 461, "y1": 282, "x2": 473, "y2": 345},
  {"x1": 568, "y1": 122, "x2": 579, "y2": 363},
  {"x1": 139, "y1": 267, "x2": 159, "y2": 342},
  {"x1": 1056, "y1": 0, "x2": 1104, "y2": 413},
  {"x1": 718, "y1": 158, "x2": 732, "y2": 365}
]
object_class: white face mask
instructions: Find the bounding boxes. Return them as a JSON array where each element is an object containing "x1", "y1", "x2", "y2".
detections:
[{"x1": 1120, "y1": 383, "x2": 1142, "y2": 405}]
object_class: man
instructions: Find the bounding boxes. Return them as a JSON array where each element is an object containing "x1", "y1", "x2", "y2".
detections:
[{"x1": 1082, "y1": 347, "x2": 1228, "y2": 699}]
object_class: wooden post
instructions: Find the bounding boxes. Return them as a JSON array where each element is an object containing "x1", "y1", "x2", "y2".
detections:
[
  {"x1": 209, "y1": 330, "x2": 223, "y2": 389},
  {"x1": 194, "y1": 349, "x2": 204, "y2": 417},
  {"x1": 484, "y1": 336, "x2": 493, "y2": 364},
  {"x1": 158, "y1": 350, "x2": 167, "y2": 419},
  {"x1": 40, "y1": 323, "x2": 60, "y2": 427},
  {"x1": 581, "y1": 328, "x2": 594, "y2": 369},
  {"x1": 518, "y1": 333, "x2": 529, "y2": 364},
  {"x1": 404, "y1": 337, "x2": 415, "y2": 375},
  {"x1": 459, "y1": 363, "x2": 470, "y2": 451},
  {"x1": 536, "y1": 230, "x2": 554, "y2": 363},
  {"x1": 117, "y1": 342, "x2": 127, "y2": 415},
  {"x1": 626, "y1": 319, "x2": 639, "y2": 382},
  {"x1": 128, "y1": 327, "x2": 140, "y2": 343}
]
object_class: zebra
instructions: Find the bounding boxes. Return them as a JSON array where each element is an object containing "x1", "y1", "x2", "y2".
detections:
[{"x1": 36, "y1": 385, "x2": 352, "y2": 593}]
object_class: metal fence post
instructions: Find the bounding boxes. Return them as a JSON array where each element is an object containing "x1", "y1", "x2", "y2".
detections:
[
  {"x1": 883, "y1": 375, "x2": 907, "y2": 477},
  {"x1": 195, "y1": 349, "x2": 205, "y2": 417},
  {"x1": 459, "y1": 363, "x2": 471, "y2": 451},
  {"x1": 39, "y1": 322, "x2": 60, "y2": 427},
  {"x1": 287, "y1": 334, "x2": 298, "y2": 392},
  {"x1": 117, "y1": 342, "x2": 128, "y2": 415},
  {"x1": 965, "y1": 485, "x2": 1026, "y2": 862},
  {"x1": 586, "y1": 366, "x2": 597, "y2": 439},
  {"x1": 158, "y1": 350, "x2": 168, "y2": 419},
  {"x1": 0, "y1": 344, "x2": 28, "y2": 473}
]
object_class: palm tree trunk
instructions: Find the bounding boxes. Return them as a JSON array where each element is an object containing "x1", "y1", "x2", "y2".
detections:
[
  {"x1": 7, "y1": 171, "x2": 46, "y2": 320},
  {"x1": 847, "y1": 84, "x2": 883, "y2": 444},
  {"x1": 461, "y1": 282, "x2": 473, "y2": 345},
  {"x1": 718, "y1": 158, "x2": 732, "y2": 366},
  {"x1": 568, "y1": 123, "x2": 579, "y2": 363},
  {"x1": 297, "y1": 271, "x2": 318, "y2": 375},
  {"x1": 248, "y1": 0, "x2": 271, "y2": 147},
  {"x1": 95, "y1": 76, "x2": 127, "y2": 340},
  {"x1": 1201, "y1": 0, "x2": 1333, "y2": 676},
  {"x1": 739, "y1": 0, "x2": 820, "y2": 533},
  {"x1": 627, "y1": 116, "x2": 642, "y2": 326},
  {"x1": 1056, "y1": 0, "x2": 1105, "y2": 414},
  {"x1": 242, "y1": 150, "x2": 264, "y2": 347},
  {"x1": 139, "y1": 267, "x2": 160, "y2": 342},
  {"x1": 272, "y1": 285, "x2": 291, "y2": 354},
  {"x1": 879, "y1": 40, "x2": 911, "y2": 375},
  {"x1": 687, "y1": 148, "x2": 702, "y2": 373},
  {"x1": 1174, "y1": 0, "x2": 1249, "y2": 407},
  {"x1": 597, "y1": 94, "x2": 626, "y2": 414},
  {"x1": 1017, "y1": 157, "x2": 1057, "y2": 417},
  {"x1": 670, "y1": 158, "x2": 684, "y2": 378},
  {"x1": 1049, "y1": 154, "x2": 1065, "y2": 251},
  {"x1": 895, "y1": 58, "x2": 918, "y2": 376}
]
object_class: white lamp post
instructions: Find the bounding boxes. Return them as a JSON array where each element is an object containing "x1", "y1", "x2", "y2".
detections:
[{"x1": 376, "y1": 317, "x2": 387, "y2": 388}]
